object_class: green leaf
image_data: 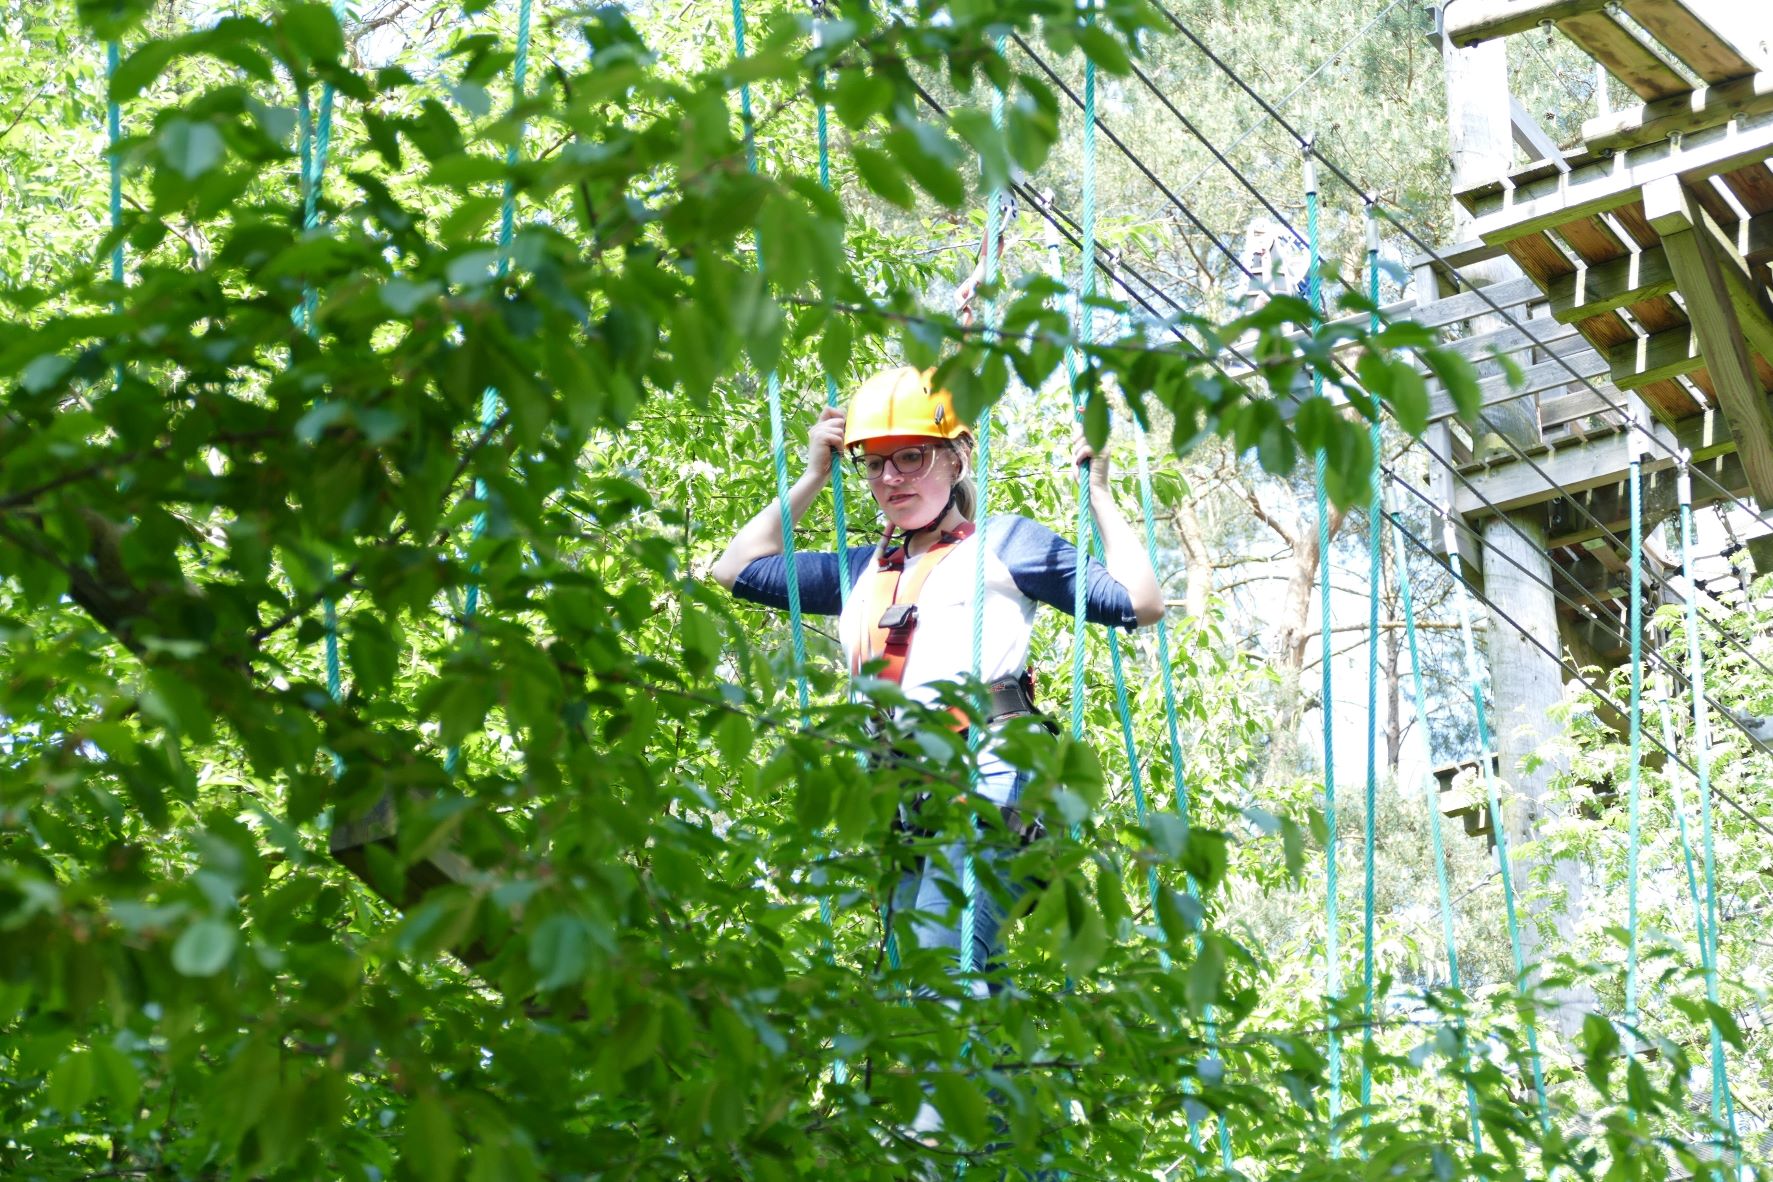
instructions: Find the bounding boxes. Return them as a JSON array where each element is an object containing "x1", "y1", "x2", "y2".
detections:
[
  {"x1": 280, "y1": 2, "x2": 346, "y2": 64},
  {"x1": 850, "y1": 146, "x2": 915, "y2": 210},
  {"x1": 47, "y1": 1049, "x2": 96, "y2": 1115},
  {"x1": 406, "y1": 1093, "x2": 462, "y2": 1182},
  {"x1": 529, "y1": 913, "x2": 592, "y2": 991},
  {"x1": 1580, "y1": 1012, "x2": 1619, "y2": 1094},
  {"x1": 930, "y1": 1073, "x2": 990, "y2": 1145},
  {"x1": 159, "y1": 119, "x2": 226, "y2": 180},
  {"x1": 1074, "y1": 25, "x2": 1133, "y2": 76},
  {"x1": 172, "y1": 917, "x2": 237, "y2": 977},
  {"x1": 1186, "y1": 933, "x2": 1225, "y2": 1015}
]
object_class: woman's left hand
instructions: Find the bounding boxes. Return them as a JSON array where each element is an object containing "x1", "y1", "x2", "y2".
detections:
[{"x1": 1073, "y1": 425, "x2": 1111, "y2": 490}]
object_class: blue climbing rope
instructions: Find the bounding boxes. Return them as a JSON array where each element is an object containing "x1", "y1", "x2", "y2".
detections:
[
  {"x1": 1440, "y1": 509, "x2": 1551, "y2": 1136},
  {"x1": 106, "y1": 42, "x2": 123, "y2": 292},
  {"x1": 1387, "y1": 484, "x2": 1482, "y2": 1153},
  {"x1": 959, "y1": 42, "x2": 1006, "y2": 982},
  {"x1": 1359, "y1": 201, "x2": 1381, "y2": 1129},
  {"x1": 1676, "y1": 457, "x2": 1737, "y2": 1140},
  {"x1": 1625, "y1": 409, "x2": 1646, "y2": 1045},
  {"x1": 810, "y1": 7, "x2": 852, "y2": 609},
  {"x1": 1304, "y1": 144, "x2": 1342, "y2": 1155}
]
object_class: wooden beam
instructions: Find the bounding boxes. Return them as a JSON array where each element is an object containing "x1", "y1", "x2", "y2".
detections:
[
  {"x1": 1545, "y1": 209, "x2": 1773, "y2": 324},
  {"x1": 1443, "y1": 0, "x2": 1611, "y2": 46},
  {"x1": 1547, "y1": 247, "x2": 1679, "y2": 321},
  {"x1": 1464, "y1": 108, "x2": 1773, "y2": 244},
  {"x1": 1512, "y1": 96, "x2": 1572, "y2": 169},
  {"x1": 1453, "y1": 395, "x2": 1756, "y2": 517},
  {"x1": 1609, "y1": 324, "x2": 1703, "y2": 388},
  {"x1": 1584, "y1": 71, "x2": 1773, "y2": 153},
  {"x1": 1618, "y1": 1, "x2": 1762, "y2": 85},
  {"x1": 1558, "y1": 9, "x2": 1693, "y2": 102},
  {"x1": 1427, "y1": 345, "x2": 1611, "y2": 421},
  {"x1": 1644, "y1": 175, "x2": 1773, "y2": 505},
  {"x1": 1545, "y1": 449, "x2": 1747, "y2": 545}
]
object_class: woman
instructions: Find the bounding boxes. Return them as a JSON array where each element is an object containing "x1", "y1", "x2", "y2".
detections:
[{"x1": 712, "y1": 366, "x2": 1164, "y2": 981}]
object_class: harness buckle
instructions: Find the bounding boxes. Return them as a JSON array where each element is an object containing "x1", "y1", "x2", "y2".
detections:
[{"x1": 878, "y1": 602, "x2": 918, "y2": 643}]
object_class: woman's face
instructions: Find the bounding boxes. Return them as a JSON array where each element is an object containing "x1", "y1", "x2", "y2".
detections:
[{"x1": 855, "y1": 434, "x2": 960, "y2": 529}]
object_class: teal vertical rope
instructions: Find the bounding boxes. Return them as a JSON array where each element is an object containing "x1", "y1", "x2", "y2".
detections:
[
  {"x1": 1068, "y1": 55, "x2": 1099, "y2": 770},
  {"x1": 1625, "y1": 412, "x2": 1645, "y2": 1046},
  {"x1": 1132, "y1": 412, "x2": 1233, "y2": 1171},
  {"x1": 446, "y1": 0, "x2": 532, "y2": 776},
  {"x1": 1304, "y1": 146, "x2": 1342, "y2": 1155},
  {"x1": 959, "y1": 43, "x2": 1007, "y2": 981},
  {"x1": 106, "y1": 42, "x2": 123, "y2": 290},
  {"x1": 1359, "y1": 203, "x2": 1381, "y2": 1129},
  {"x1": 1655, "y1": 669, "x2": 1719, "y2": 1118},
  {"x1": 1441, "y1": 510, "x2": 1551, "y2": 1136},
  {"x1": 1387, "y1": 487, "x2": 1482, "y2": 1154},
  {"x1": 811, "y1": 12, "x2": 851, "y2": 609},
  {"x1": 295, "y1": 21, "x2": 346, "y2": 710},
  {"x1": 730, "y1": 0, "x2": 810, "y2": 723},
  {"x1": 1678, "y1": 461, "x2": 1737, "y2": 1140},
  {"x1": 732, "y1": 0, "x2": 839, "y2": 1077}
]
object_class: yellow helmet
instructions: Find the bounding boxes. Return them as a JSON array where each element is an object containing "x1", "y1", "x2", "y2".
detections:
[{"x1": 842, "y1": 366, "x2": 969, "y2": 449}]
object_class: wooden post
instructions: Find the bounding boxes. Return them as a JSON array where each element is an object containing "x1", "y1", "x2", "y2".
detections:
[
  {"x1": 1481, "y1": 514, "x2": 1600, "y2": 1033},
  {"x1": 1438, "y1": 2, "x2": 1597, "y2": 1033}
]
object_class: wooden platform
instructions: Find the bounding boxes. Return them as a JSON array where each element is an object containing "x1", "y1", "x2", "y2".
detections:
[{"x1": 1443, "y1": 2, "x2": 1773, "y2": 508}]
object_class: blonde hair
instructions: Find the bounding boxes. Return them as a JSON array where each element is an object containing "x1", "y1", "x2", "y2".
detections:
[{"x1": 948, "y1": 434, "x2": 977, "y2": 521}]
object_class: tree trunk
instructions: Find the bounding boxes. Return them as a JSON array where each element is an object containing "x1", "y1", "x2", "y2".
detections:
[{"x1": 1172, "y1": 497, "x2": 1215, "y2": 621}]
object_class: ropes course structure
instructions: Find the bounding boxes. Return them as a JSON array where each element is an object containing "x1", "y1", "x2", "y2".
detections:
[
  {"x1": 888, "y1": 12, "x2": 1767, "y2": 1162},
  {"x1": 78, "y1": 0, "x2": 1768, "y2": 1173}
]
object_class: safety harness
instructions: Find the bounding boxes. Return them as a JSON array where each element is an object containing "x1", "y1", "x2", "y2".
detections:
[{"x1": 853, "y1": 521, "x2": 1044, "y2": 727}]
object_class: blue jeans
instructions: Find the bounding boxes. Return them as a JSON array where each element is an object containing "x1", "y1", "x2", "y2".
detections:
[{"x1": 889, "y1": 763, "x2": 1034, "y2": 996}]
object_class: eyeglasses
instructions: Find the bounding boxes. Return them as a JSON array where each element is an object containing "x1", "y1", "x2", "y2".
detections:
[{"x1": 851, "y1": 444, "x2": 947, "y2": 481}]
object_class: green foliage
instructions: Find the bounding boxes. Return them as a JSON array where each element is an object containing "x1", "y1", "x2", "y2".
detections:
[{"x1": 0, "y1": 0, "x2": 1764, "y2": 1180}]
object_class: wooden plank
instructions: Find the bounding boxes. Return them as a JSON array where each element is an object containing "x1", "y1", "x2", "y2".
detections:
[
  {"x1": 1467, "y1": 107, "x2": 1773, "y2": 243},
  {"x1": 1558, "y1": 10, "x2": 1695, "y2": 102},
  {"x1": 1627, "y1": 293, "x2": 1688, "y2": 331},
  {"x1": 1610, "y1": 324, "x2": 1703, "y2": 387},
  {"x1": 1639, "y1": 376, "x2": 1705, "y2": 418},
  {"x1": 1414, "y1": 275, "x2": 1546, "y2": 328},
  {"x1": 1507, "y1": 232, "x2": 1578, "y2": 284},
  {"x1": 1719, "y1": 164, "x2": 1773, "y2": 216},
  {"x1": 1619, "y1": 0, "x2": 1760, "y2": 85},
  {"x1": 1453, "y1": 394, "x2": 1757, "y2": 517},
  {"x1": 1611, "y1": 200, "x2": 1662, "y2": 248},
  {"x1": 1546, "y1": 208, "x2": 1773, "y2": 320},
  {"x1": 1545, "y1": 449, "x2": 1747, "y2": 545},
  {"x1": 1583, "y1": 70, "x2": 1773, "y2": 153},
  {"x1": 1428, "y1": 347, "x2": 1613, "y2": 421},
  {"x1": 1441, "y1": 314, "x2": 1585, "y2": 362},
  {"x1": 1645, "y1": 175, "x2": 1773, "y2": 504},
  {"x1": 1542, "y1": 385, "x2": 1631, "y2": 428},
  {"x1": 1556, "y1": 215, "x2": 1631, "y2": 262},
  {"x1": 1444, "y1": 0, "x2": 1613, "y2": 45},
  {"x1": 1550, "y1": 247, "x2": 1680, "y2": 319}
]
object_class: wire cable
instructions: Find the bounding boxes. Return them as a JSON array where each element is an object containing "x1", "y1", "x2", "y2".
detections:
[
  {"x1": 1004, "y1": 31, "x2": 1773, "y2": 690},
  {"x1": 1147, "y1": 0, "x2": 1773, "y2": 539}
]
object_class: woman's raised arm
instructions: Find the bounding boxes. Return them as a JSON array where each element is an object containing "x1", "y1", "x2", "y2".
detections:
[{"x1": 710, "y1": 407, "x2": 848, "y2": 591}]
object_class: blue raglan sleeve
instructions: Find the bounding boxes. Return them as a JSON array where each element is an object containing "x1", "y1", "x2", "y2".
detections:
[
  {"x1": 731, "y1": 545, "x2": 877, "y2": 616},
  {"x1": 992, "y1": 514, "x2": 1139, "y2": 630}
]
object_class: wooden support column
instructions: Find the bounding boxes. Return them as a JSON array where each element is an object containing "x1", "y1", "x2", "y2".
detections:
[
  {"x1": 1442, "y1": 7, "x2": 1594, "y2": 1034},
  {"x1": 1441, "y1": 16, "x2": 1538, "y2": 446},
  {"x1": 1643, "y1": 176, "x2": 1773, "y2": 507},
  {"x1": 1481, "y1": 513, "x2": 1600, "y2": 1034}
]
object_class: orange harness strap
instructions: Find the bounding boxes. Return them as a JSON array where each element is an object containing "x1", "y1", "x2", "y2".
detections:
[{"x1": 852, "y1": 522, "x2": 976, "y2": 683}]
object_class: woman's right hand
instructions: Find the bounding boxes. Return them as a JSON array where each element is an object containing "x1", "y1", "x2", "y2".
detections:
[{"x1": 805, "y1": 406, "x2": 847, "y2": 482}]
